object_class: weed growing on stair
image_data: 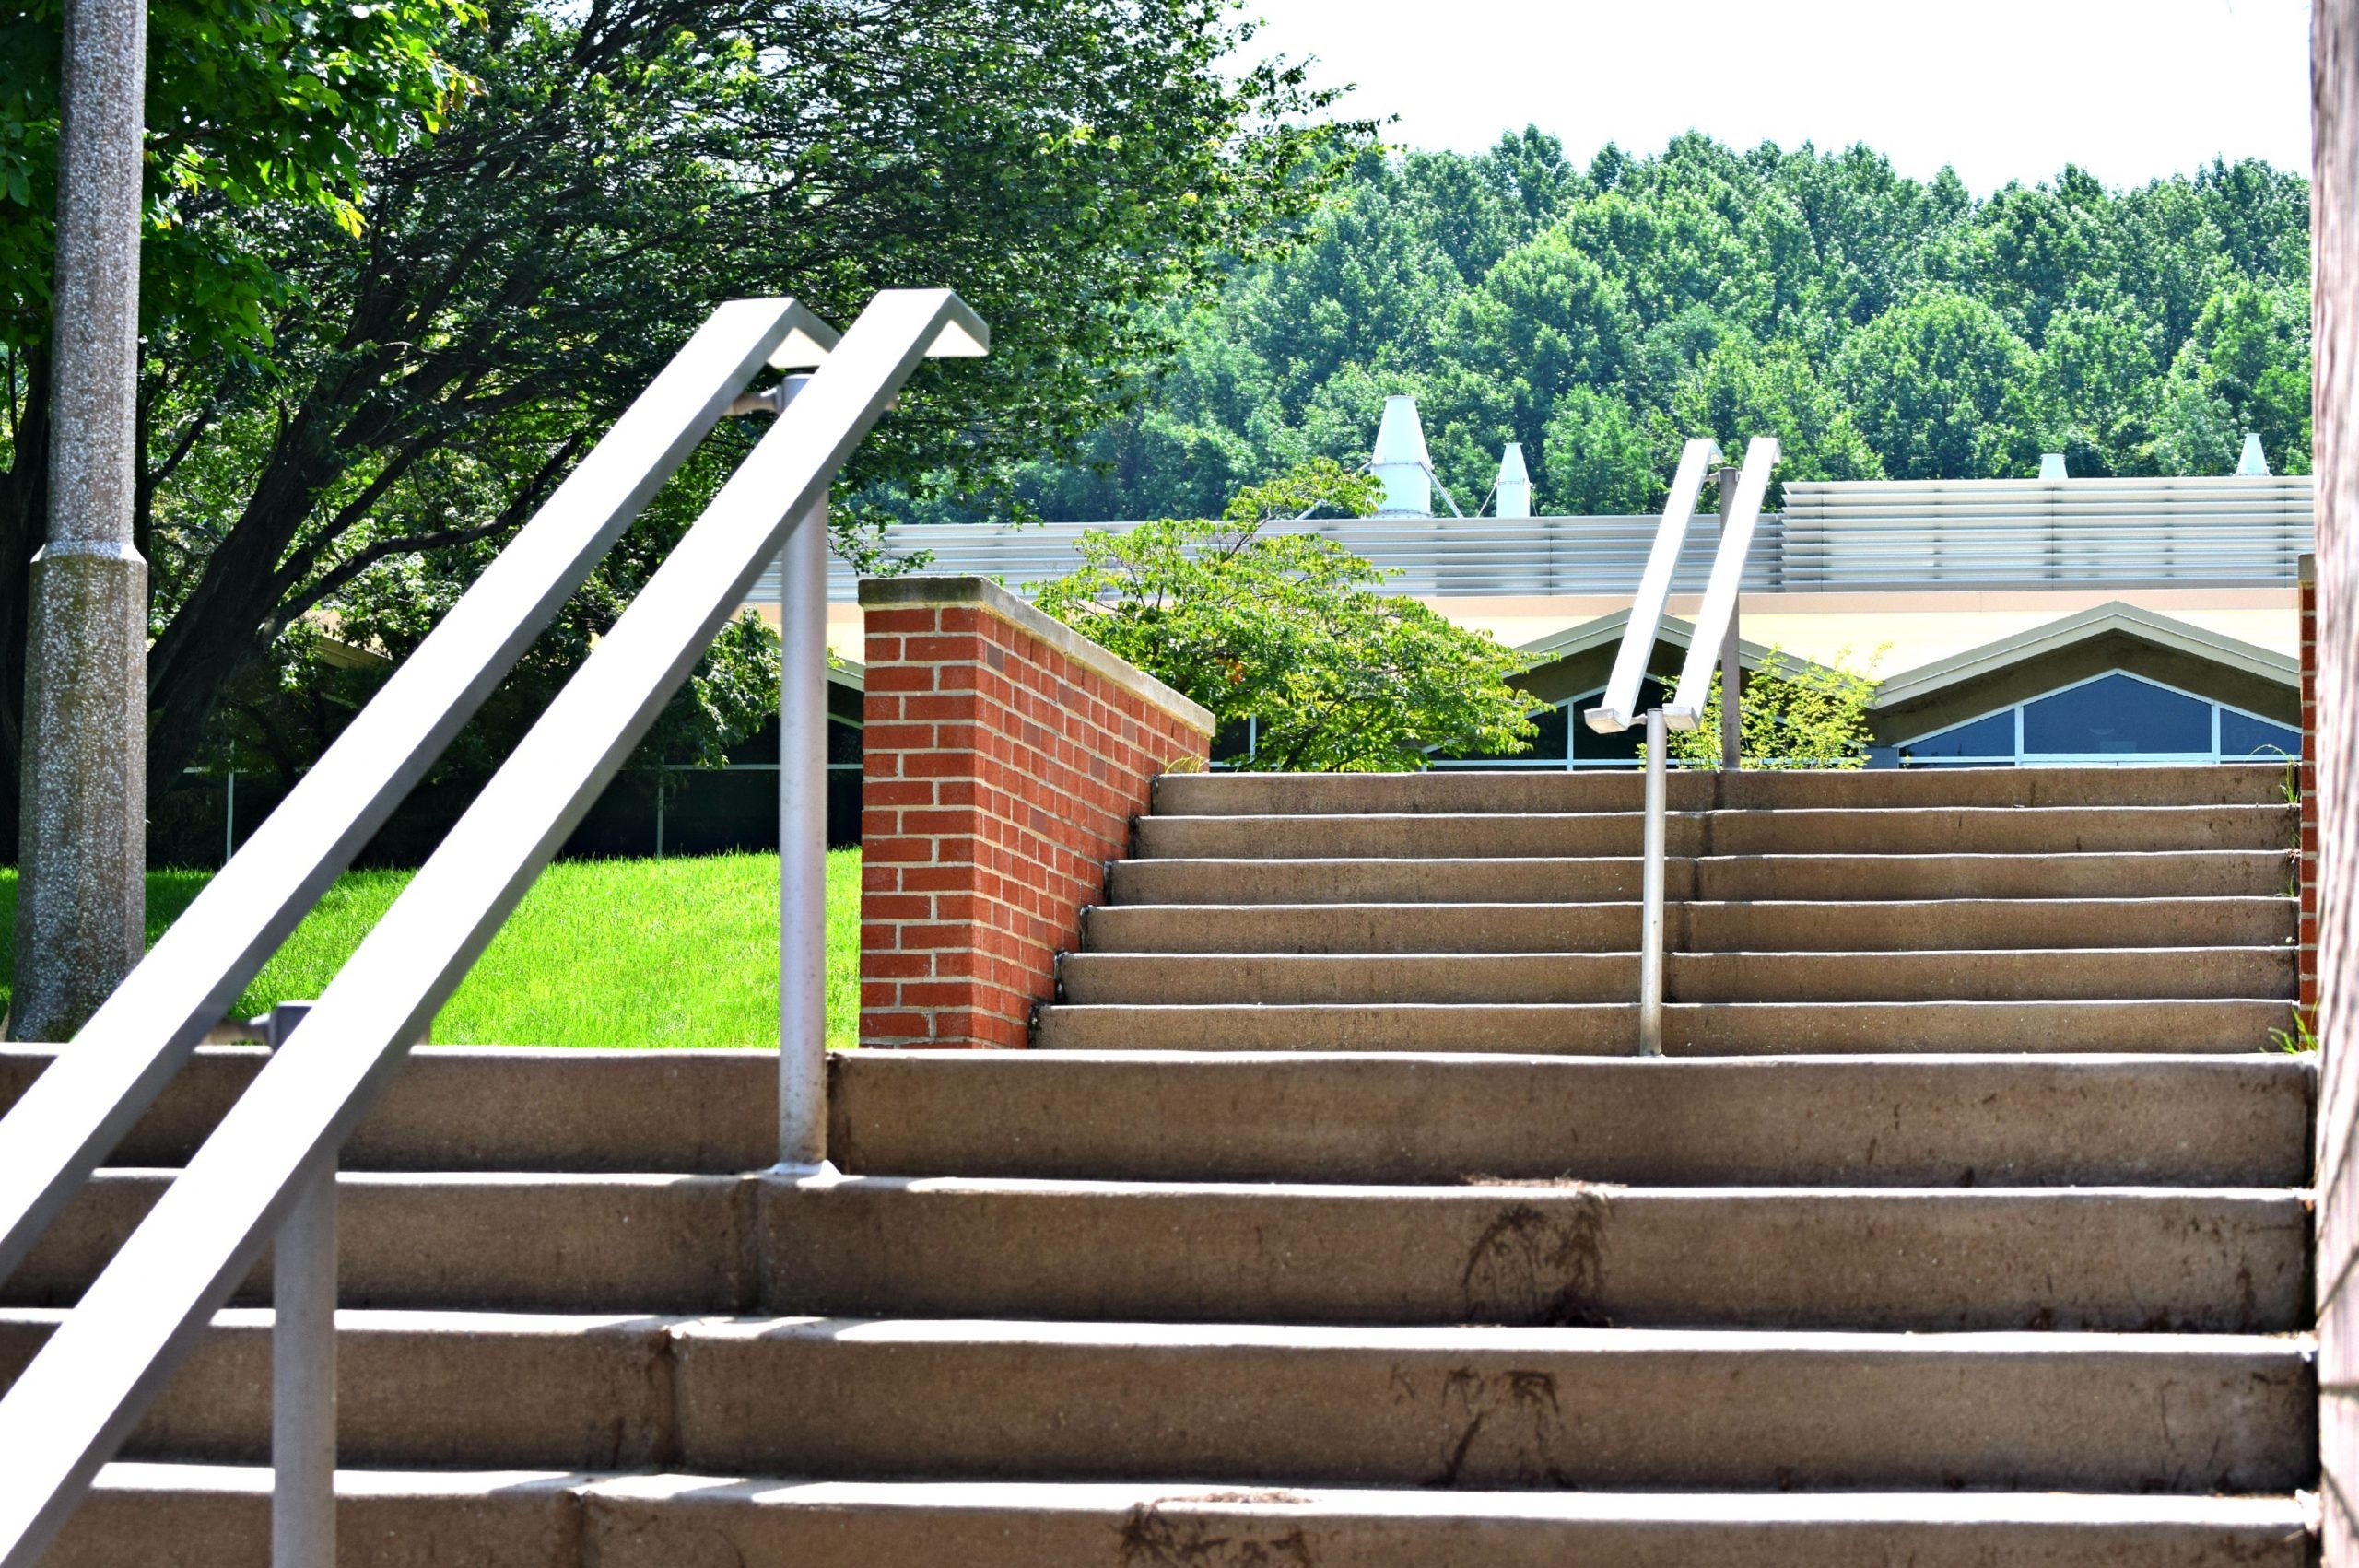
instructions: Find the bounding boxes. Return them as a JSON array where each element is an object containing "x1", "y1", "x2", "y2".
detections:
[
  {"x1": 2268, "y1": 1012, "x2": 2319, "y2": 1054},
  {"x1": 0, "y1": 851, "x2": 864, "y2": 1049}
]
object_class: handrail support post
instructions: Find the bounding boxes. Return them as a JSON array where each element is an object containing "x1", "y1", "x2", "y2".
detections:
[
  {"x1": 1716, "y1": 465, "x2": 1742, "y2": 771},
  {"x1": 1639, "y1": 710, "x2": 1667, "y2": 1058},
  {"x1": 775, "y1": 378, "x2": 829, "y2": 1171},
  {"x1": 266, "y1": 1001, "x2": 334, "y2": 1568}
]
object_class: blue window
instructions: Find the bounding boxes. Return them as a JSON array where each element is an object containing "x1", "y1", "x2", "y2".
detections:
[
  {"x1": 2220, "y1": 709, "x2": 2302, "y2": 760},
  {"x1": 1892, "y1": 671, "x2": 2297, "y2": 767},
  {"x1": 1896, "y1": 710, "x2": 2013, "y2": 763},
  {"x1": 2023, "y1": 673, "x2": 2211, "y2": 755}
]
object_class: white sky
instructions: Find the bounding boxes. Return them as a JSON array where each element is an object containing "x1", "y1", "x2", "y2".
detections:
[{"x1": 1233, "y1": 0, "x2": 2315, "y2": 193}]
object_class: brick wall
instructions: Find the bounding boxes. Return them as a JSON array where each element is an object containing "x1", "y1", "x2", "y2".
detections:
[
  {"x1": 858, "y1": 576, "x2": 1214, "y2": 1048},
  {"x1": 2310, "y1": 552, "x2": 2322, "y2": 1030}
]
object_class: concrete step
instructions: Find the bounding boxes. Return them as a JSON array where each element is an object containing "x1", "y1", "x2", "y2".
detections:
[
  {"x1": 668, "y1": 1319, "x2": 2315, "y2": 1492},
  {"x1": 0, "y1": 1307, "x2": 683, "y2": 1470},
  {"x1": 1033, "y1": 999, "x2": 2297, "y2": 1054},
  {"x1": 828, "y1": 1051, "x2": 2312, "y2": 1188},
  {"x1": 1055, "y1": 948, "x2": 2294, "y2": 1005},
  {"x1": 1155, "y1": 764, "x2": 2290, "y2": 815},
  {"x1": 0, "y1": 1046, "x2": 774, "y2": 1173},
  {"x1": 1134, "y1": 806, "x2": 2296, "y2": 860},
  {"x1": 1083, "y1": 898, "x2": 2294, "y2": 954},
  {"x1": 1109, "y1": 850, "x2": 2295, "y2": 905},
  {"x1": 47, "y1": 1467, "x2": 2318, "y2": 1568},
  {"x1": 17, "y1": 1311, "x2": 2308, "y2": 1491},
  {"x1": 6, "y1": 1172, "x2": 759, "y2": 1314},
  {"x1": 766, "y1": 1175, "x2": 2306, "y2": 1332},
  {"x1": 46, "y1": 1171, "x2": 2298, "y2": 1331}
]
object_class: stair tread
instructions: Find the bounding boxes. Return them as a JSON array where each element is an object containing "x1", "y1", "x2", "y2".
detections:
[
  {"x1": 2, "y1": 1305, "x2": 2316, "y2": 1352},
  {"x1": 88, "y1": 1461, "x2": 2321, "y2": 1523}
]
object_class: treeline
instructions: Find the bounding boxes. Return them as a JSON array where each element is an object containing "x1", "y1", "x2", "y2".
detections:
[{"x1": 919, "y1": 129, "x2": 2311, "y2": 521}]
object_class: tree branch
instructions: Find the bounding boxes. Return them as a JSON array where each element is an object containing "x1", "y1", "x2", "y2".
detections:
[{"x1": 279, "y1": 431, "x2": 588, "y2": 624}]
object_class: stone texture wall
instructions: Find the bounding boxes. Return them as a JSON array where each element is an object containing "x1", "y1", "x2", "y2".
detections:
[
  {"x1": 2318, "y1": 549, "x2": 2354, "y2": 1556},
  {"x1": 2311, "y1": 553, "x2": 2323, "y2": 1030},
  {"x1": 857, "y1": 576, "x2": 1214, "y2": 1048}
]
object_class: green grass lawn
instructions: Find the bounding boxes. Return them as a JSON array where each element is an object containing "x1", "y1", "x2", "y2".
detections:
[{"x1": 0, "y1": 851, "x2": 863, "y2": 1049}]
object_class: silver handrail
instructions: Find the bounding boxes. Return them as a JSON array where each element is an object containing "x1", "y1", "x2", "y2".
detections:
[
  {"x1": 0, "y1": 287, "x2": 989, "y2": 1565},
  {"x1": 1585, "y1": 437, "x2": 1780, "y2": 1056},
  {"x1": 1667, "y1": 437, "x2": 1779, "y2": 725},
  {"x1": 0, "y1": 298, "x2": 837, "y2": 1287},
  {"x1": 1585, "y1": 439, "x2": 1719, "y2": 733}
]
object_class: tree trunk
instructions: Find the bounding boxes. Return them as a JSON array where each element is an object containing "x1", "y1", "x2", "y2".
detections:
[{"x1": 2315, "y1": 3, "x2": 2359, "y2": 1558}]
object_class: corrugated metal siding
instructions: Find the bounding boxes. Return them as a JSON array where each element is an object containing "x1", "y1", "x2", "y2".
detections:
[
  {"x1": 803, "y1": 514, "x2": 1776, "y2": 603},
  {"x1": 1777, "y1": 476, "x2": 2315, "y2": 590},
  {"x1": 778, "y1": 475, "x2": 2316, "y2": 604}
]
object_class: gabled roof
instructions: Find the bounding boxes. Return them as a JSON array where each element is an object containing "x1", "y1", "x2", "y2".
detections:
[{"x1": 1869, "y1": 601, "x2": 2294, "y2": 711}]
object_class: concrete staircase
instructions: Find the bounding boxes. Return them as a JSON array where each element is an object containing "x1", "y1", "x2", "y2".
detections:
[{"x1": 4, "y1": 764, "x2": 2318, "y2": 1564}]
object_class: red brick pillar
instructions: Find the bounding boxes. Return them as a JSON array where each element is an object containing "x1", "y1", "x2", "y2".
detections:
[
  {"x1": 2307, "y1": 551, "x2": 2321, "y2": 1034},
  {"x1": 857, "y1": 576, "x2": 1215, "y2": 1048}
]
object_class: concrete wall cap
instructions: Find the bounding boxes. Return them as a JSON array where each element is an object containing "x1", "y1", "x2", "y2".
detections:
[{"x1": 859, "y1": 575, "x2": 1215, "y2": 736}]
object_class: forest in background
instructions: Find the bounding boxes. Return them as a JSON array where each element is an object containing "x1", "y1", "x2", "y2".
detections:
[{"x1": 902, "y1": 128, "x2": 2314, "y2": 523}]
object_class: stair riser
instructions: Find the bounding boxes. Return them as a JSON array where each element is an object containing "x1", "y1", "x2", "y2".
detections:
[
  {"x1": 1033, "y1": 1000, "x2": 2296, "y2": 1055},
  {"x1": 1083, "y1": 900, "x2": 2295, "y2": 955},
  {"x1": 6, "y1": 1176, "x2": 756, "y2": 1314},
  {"x1": 46, "y1": 1478, "x2": 2318, "y2": 1568},
  {"x1": 1110, "y1": 853, "x2": 2295, "y2": 905},
  {"x1": 1154, "y1": 766, "x2": 2290, "y2": 816},
  {"x1": 767, "y1": 1183, "x2": 2308, "y2": 1332},
  {"x1": 51, "y1": 1477, "x2": 579, "y2": 1568},
  {"x1": 673, "y1": 1328, "x2": 2316, "y2": 1493},
  {"x1": 0, "y1": 1047, "x2": 776, "y2": 1174},
  {"x1": 0, "y1": 1314, "x2": 678, "y2": 1470},
  {"x1": 1134, "y1": 807, "x2": 2296, "y2": 860},
  {"x1": 830, "y1": 1054, "x2": 2313, "y2": 1188},
  {"x1": 32, "y1": 1316, "x2": 2300, "y2": 1497},
  {"x1": 581, "y1": 1495, "x2": 2318, "y2": 1568},
  {"x1": 1055, "y1": 949, "x2": 2295, "y2": 1005}
]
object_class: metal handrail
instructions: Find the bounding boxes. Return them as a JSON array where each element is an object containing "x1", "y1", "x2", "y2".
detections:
[
  {"x1": 0, "y1": 287, "x2": 989, "y2": 1564},
  {"x1": 1667, "y1": 438, "x2": 1779, "y2": 725},
  {"x1": 1584, "y1": 439, "x2": 1719, "y2": 734},
  {"x1": 0, "y1": 297, "x2": 836, "y2": 1289},
  {"x1": 1585, "y1": 437, "x2": 1780, "y2": 1057}
]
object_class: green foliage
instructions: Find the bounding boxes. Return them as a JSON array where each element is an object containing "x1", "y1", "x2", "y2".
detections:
[
  {"x1": 1029, "y1": 461, "x2": 1539, "y2": 771},
  {"x1": 948, "y1": 133, "x2": 2312, "y2": 523},
  {"x1": 0, "y1": 0, "x2": 473, "y2": 358},
  {"x1": 1832, "y1": 289, "x2": 2050, "y2": 479},
  {"x1": 0, "y1": 851, "x2": 867, "y2": 1048},
  {"x1": 0, "y1": 0, "x2": 1369, "y2": 812},
  {"x1": 1661, "y1": 651, "x2": 1881, "y2": 771},
  {"x1": 2268, "y1": 1010, "x2": 2318, "y2": 1055}
]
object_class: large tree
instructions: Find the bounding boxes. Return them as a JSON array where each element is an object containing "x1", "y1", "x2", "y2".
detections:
[
  {"x1": 947, "y1": 134, "x2": 2314, "y2": 523},
  {"x1": 2, "y1": 0, "x2": 1361, "y2": 821},
  {"x1": 0, "y1": 0, "x2": 469, "y2": 823}
]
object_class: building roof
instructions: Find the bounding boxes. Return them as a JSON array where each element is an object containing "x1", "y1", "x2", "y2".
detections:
[{"x1": 1871, "y1": 600, "x2": 2294, "y2": 709}]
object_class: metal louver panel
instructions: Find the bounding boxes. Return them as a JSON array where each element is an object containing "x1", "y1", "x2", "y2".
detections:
[{"x1": 782, "y1": 475, "x2": 2314, "y2": 603}]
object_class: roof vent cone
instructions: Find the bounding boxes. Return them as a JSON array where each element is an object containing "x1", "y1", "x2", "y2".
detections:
[
  {"x1": 1372, "y1": 394, "x2": 1434, "y2": 518},
  {"x1": 2236, "y1": 432, "x2": 2271, "y2": 476},
  {"x1": 1495, "y1": 442, "x2": 1532, "y2": 518},
  {"x1": 2038, "y1": 452, "x2": 2068, "y2": 480}
]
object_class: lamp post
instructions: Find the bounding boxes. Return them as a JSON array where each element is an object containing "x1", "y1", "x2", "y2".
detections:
[{"x1": 12, "y1": 0, "x2": 149, "y2": 1041}]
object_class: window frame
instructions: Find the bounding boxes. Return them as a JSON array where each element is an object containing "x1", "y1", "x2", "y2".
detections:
[{"x1": 1890, "y1": 668, "x2": 2298, "y2": 768}]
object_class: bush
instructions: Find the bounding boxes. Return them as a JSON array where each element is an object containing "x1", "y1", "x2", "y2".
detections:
[
  {"x1": 1661, "y1": 649, "x2": 1880, "y2": 770},
  {"x1": 1030, "y1": 461, "x2": 1538, "y2": 770}
]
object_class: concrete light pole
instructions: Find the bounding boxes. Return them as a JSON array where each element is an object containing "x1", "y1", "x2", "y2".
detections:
[{"x1": 12, "y1": 0, "x2": 150, "y2": 1041}]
